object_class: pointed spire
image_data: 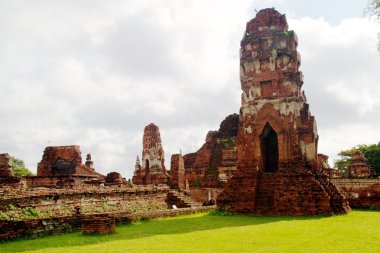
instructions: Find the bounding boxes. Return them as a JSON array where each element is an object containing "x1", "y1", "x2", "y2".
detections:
[{"x1": 134, "y1": 156, "x2": 141, "y2": 171}]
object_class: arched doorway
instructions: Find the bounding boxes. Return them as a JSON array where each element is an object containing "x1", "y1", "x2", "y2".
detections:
[{"x1": 261, "y1": 123, "x2": 279, "y2": 172}]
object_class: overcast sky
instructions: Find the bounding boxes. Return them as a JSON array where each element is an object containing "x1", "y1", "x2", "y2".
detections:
[{"x1": 1, "y1": 0, "x2": 379, "y2": 178}]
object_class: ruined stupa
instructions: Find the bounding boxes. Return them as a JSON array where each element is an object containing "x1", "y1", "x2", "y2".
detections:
[
  {"x1": 349, "y1": 151, "x2": 371, "y2": 178},
  {"x1": 133, "y1": 123, "x2": 169, "y2": 185},
  {"x1": 0, "y1": 153, "x2": 14, "y2": 177},
  {"x1": 37, "y1": 146, "x2": 101, "y2": 177},
  {"x1": 217, "y1": 8, "x2": 350, "y2": 215}
]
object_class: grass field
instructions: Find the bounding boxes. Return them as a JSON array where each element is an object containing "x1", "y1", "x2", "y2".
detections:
[{"x1": 1, "y1": 210, "x2": 380, "y2": 253}]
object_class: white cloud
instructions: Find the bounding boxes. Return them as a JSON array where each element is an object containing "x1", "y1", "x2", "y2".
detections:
[
  {"x1": 289, "y1": 16, "x2": 380, "y2": 166},
  {"x1": 0, "y1": 1, "x2": 379, "y2": 177}
]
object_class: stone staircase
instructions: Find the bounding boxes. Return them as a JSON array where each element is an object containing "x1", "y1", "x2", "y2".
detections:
[
  {"x1": 167, "y1": 190, "x2": 203, "y2": 208},
  {"x1": 254, "y1": 172, "x2": 277, "y2": 214},
  {"x1": 308, "y1": 165, "x2": 351, "y2": 214}
]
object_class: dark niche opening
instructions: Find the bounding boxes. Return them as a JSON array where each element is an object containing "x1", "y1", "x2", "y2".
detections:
[
  {"x1": 261, "y1": 123, "x2": 279, "y2": 172},
  {"x1": 51, "y1": 158, "x2": 76, "y2": 175},
  {"x1": 145, "y1": 160, "x2": 150, "y2": 171}
]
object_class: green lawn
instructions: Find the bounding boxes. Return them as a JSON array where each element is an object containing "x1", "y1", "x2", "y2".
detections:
[{"x1": 1, "y1": 210, "x2": 380, "y2": 253}]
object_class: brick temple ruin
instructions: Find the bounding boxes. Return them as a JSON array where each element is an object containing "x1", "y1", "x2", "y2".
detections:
[
  {"x1": 0, "y1": 143, "x2": 208, "y2": 240},
  {"x1": 2, "y1": 7, "x2": 380, "y2": 241},
  {"x1": 183, "y1": 114, "x2": 239, "y2": 188},
  {"x1": 133, "y1": 123, "x2": 169, "y2": 185},
  {"x1": 0, "y1": 154, "x2": 13, "y2": 177},
  {"x1": 37, "y1": 146, "x2": 101, "y2": 177},
  {"x1": 348, "y1": 151, "x2": 373, "y2": 178},
  {"x1": 216, "y1": 8, "x2": 350, "y2": 215},
  {"x1": 0, "y1": 153, "x2": 25, "y2": 187}
]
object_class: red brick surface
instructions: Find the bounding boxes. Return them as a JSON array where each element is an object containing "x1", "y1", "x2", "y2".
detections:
[
  {"x1": 37, "y1": 146, "x2": 103, "y2": 178},
  {"x1": 170, "y1": 154, "x2": 185, "y2": 190},
  {"x1": 82, "y1": 216, "x2": 115, "y2": 234},
  {"x1": 333, "y1": 179, "x2": 380, "y2": 208}
]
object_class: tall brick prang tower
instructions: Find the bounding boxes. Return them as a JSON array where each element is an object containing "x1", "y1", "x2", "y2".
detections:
[
  {"x1": 133, "y1": 123, "x2": 168, "y2": 185},
  {"x1": 217, "y1": 8, "x2": 350, "y2": 215}
]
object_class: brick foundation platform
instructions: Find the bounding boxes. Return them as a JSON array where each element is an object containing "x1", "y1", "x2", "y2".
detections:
[{"x1": 82, "y1": 216, "x2": 115, "y2": 234}]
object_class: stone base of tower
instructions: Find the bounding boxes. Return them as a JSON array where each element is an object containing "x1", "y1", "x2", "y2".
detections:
[
  {"x1": 133, "y1": 171, "x2": 169, "y2": 185},
  {"x1": 143, "y1": 173, "x2": 169, "y2": 185},
  {"x1": 217, "y1": 162, "x2": 351, "y2": 216}
]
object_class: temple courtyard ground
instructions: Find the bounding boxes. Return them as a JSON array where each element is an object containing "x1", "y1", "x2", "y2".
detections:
[{"x1": 1, "y1": 210, "x2": 379, "y2": 253}]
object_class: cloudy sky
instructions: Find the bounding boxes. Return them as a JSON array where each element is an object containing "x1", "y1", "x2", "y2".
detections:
[{"x1": 1, "y1": 0, "x2": 379, "y2": 178}]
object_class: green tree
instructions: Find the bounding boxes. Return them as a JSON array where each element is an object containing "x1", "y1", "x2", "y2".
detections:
[
  {"x1": 10, "y1": 157, "x2": 33, "y2": 176},
  {"x1": 334, "y1": 142, "x2": 380, "y2": 175},
  {"x1": 365, "y1": 0, "x2": 380, "y2": 51}
]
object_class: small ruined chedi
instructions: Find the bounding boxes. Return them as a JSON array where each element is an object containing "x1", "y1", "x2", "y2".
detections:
[
  {"x1": 30, "y1": 145, "x2": 105, "y2": 188},
  {"x1": 0, "y1": 153, "x2": 13, "y2": 177},
  {"x1": 0, "y1": 153, "x2": 25, "y2": 187},
  {"x1": 217, "y1": 8, "x2": 350, "y2": 215},
  {"x1": 133, "y1": 123, "x2": 169, "y2": 185},
  {"x1": 37, "y1": 146, "x2": 99, "y2": 177},
  {"x1": 348, "y1": 151, "x2": 372, "y2": 178}
]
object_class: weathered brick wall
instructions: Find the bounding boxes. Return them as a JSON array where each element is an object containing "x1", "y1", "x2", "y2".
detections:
[
  {"x1": 0, "y1": 206, "x2": 216, "y2": 241},
  {"x1": 333, "y1": 179, "x2": 380, "y2": 208},
  {"x1": 0, "y1": 216, "x2": 82, "y2": 241},
  {"x1": 183, "y1": 114, "x2": 238, "y2": 188},
  {"x1": 170, "y1": 154, "x2": 185, "y2": 190},
  {"x1": 37, "y1": 146, "x2": 103, "y2": 178},
  {"x1": 0, "y1": 176, "x2": 24, "y2": 188},
  {"x1": 82, "y1": 216, "x2": 115, "y2": 234},
  {"x1": 37, "y1": 146, "x2": 81, "y2": 176},
  {"x1": 25, "y1": 175, "x2": 100, "y2": 188},
  {"x1": 0, "y1": 186, "x2": 170, "y2": 213}
]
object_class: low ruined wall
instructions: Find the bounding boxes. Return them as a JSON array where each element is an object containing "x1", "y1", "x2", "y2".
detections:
[
  {"x1": 0, "y1": 186, "x2": 169, "y2": 213},
  {"x1": 332, "y1": 179, "x2": 380, "y2": 209},
  {"x1": 0, "y1": 206, "x2": 216, "y2": 241},
  {"x1": 0, "y1": 216, "x2": 80, "y2": 241},
  {"x1": 0, "y1": 176, "x2": 25, "y2": 188},
  {"x1": 25, "y1": 175, "x2": 100, "y2": 188},
  {"x1": 82, "y1": 216, "x2": 115, "y2": 234}
]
